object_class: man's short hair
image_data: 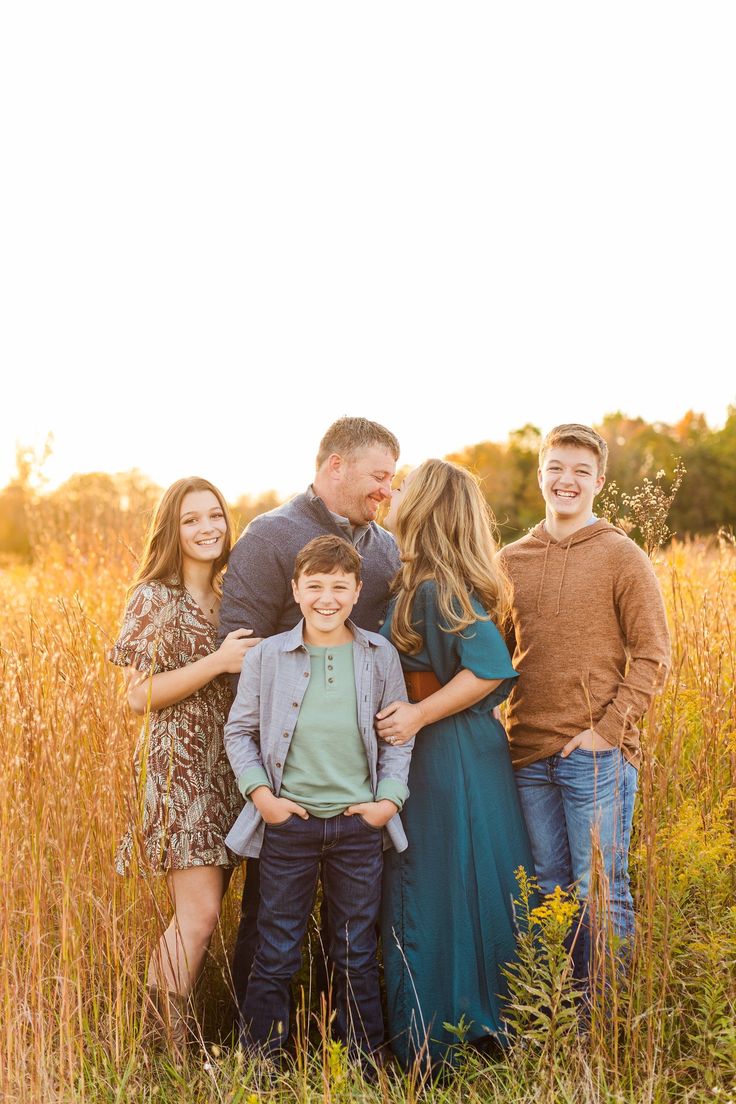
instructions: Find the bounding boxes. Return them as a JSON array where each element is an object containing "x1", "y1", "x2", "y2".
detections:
[
  {"x1": 315, "y1": 417, "x2": 400, "y2": 470},
  {"x1": 293, "y1": 535, "x2": 362, "y2": 583},
  {"x1": 539, "y1": 423, "x2": 608, "y2": 476}
]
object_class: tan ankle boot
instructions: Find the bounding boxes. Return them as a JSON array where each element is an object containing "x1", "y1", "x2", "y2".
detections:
[{"x1": 146, "y1": 986, "x2": 190, "y2": 1058}]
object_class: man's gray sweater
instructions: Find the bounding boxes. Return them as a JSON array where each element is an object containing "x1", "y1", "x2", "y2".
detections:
[{"x1": 218, "y1": 489, "x2": 400, "y2": 650}]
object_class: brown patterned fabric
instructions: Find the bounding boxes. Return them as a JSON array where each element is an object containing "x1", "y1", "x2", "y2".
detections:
[{"x1": 109, "y1": 580, "x2": 243, "y2": 874}]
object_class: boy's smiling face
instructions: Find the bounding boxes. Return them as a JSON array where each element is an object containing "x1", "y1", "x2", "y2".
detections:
[
  {"x1": 291, "y1": 569, "x2": 362, "y2": 645},
  {"x1": 538, "y1": 444, "x2": 605, "y2": 528}
]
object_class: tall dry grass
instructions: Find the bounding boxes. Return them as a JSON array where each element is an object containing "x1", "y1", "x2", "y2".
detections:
[{"x1": 1, "y1": 525, "x2": 735, "y2": 1102}]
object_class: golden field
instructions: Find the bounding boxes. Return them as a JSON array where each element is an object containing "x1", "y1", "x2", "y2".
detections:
[{"x1": 1, "y1": 527, "x2": 735, "y2": 1103}]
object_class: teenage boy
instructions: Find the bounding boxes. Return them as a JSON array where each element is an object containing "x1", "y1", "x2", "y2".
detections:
[
  {"x1": 499, "y1": 424, "x2": 670, "y2": 978},
  {"x1": 224, "y1": 535, "x2": 412, "y2": 1060}
]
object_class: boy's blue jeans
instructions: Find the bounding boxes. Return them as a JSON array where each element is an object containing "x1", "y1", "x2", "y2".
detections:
[
  {"x1": 241, "y1": 812, "x2": 384, "y2": 1058},
  {"x1": 514, "y1": 747, "x2": 638, "y2": 979}
]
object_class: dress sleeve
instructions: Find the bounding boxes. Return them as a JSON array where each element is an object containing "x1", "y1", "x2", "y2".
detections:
[
  {"x1": 453, "y1": 608, "x2": 518, "y2": 683},
  {"x1": 107, "y1": 582, "x2": 180, "y2": 674},
  {"x1": 416, "y1": 582, "x2": 518, "y2": 703}
]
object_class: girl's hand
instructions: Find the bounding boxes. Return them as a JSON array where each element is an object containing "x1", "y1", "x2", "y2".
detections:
[
  {"x1": 216, "y1": 628, "x2": 261, "y2": 674},
  {"x1": 344, "y1": 800, "x2": 397, "y2": 828},
  {"x1": 123, "y1": 663, "x2": 148, "y2": 710},
  {"x1": 375, "y1": 700, "x2": 424, "y2": 745},
  {"x1": 123, "y1": 664, "x2": 146, "y2": 691}
]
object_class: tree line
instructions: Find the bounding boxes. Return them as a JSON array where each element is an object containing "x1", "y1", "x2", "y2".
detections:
[
  {"x1": 447, "y1": 408, "x2": 736, "y2": 543},
  {"x1": 1, "y1": 408, "x2": 735, "y2": 562}
]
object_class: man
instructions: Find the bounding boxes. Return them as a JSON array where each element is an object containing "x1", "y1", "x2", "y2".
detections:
[
  {"x1": 219, "y1": 416, "x2": 401, "y2": 1006},
  {"x1": 499, "y1": 423, "x2": 671, "y2": 981}
]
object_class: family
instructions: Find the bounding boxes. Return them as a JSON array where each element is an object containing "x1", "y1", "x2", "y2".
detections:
[{"x1": 109, "y1": 417, "x2": 671, "y2": 1070}]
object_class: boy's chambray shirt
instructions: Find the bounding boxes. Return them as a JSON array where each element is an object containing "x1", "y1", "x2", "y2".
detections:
[{"x1": 224, "y1": 619, "x2": 413, "y2": 859}]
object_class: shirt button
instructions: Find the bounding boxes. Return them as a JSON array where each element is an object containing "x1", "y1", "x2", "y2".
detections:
[
  {"x1": 276, "y1": 761, "x2": 282, "y2": 768},
  {"x1": 327, "y1": 665, "x2": 333, "y2": 671},
  {"x1": 282, "y1": 731, "x2": 289, "y2": 738},
  {"x1": 303, "y1": 672, "x2": 309, "y2": 678},
  {"x1": 327, "y1": 654, "x2": 333, "y2": 660},
  {"x1": 292, "y1": 702, "x2": 298, "y2": 708},
  {"x1": 328, "y1": 677, "x2": 334, "y2": 684}
]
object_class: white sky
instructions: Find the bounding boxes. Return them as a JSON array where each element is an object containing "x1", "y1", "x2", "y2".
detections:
[{"x1": 2, "y1": 2, "x2": 734, "y2": 501}]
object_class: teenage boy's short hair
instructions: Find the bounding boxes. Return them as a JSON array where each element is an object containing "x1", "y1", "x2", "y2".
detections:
[
  {"x1": 293, "y1": 535, "x2": 362, "y2": 583},
  {"x1": 539, "y1": 423, "x2": 609, "y2": 477},
  {"x1": 315, "y1": 417, "x2": 400, "y2": 469}
]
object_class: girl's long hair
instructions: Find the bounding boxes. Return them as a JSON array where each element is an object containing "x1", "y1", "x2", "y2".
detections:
[
  {"x1": 390, "y1": 459, "x2": 510, "y2": 655},
  {"x1": 131, "y1": 477, "x2": 233, "y2": 595}
]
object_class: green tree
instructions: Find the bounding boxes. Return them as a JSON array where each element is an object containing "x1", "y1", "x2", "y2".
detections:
[
  {"x1": 231, "y1": 489, "x2": 283, "y2": 534},
  {"x1": 0, "y1": 438, "x2": 53, "y2": 560}
]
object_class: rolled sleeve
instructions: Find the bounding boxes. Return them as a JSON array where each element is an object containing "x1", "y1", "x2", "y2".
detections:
[
  {"x1": 240, "y1": 767, "x2": 272, "y2": 798},
  {"x1": 376, "y1": 778, "x2": 409, "y2": 810}
]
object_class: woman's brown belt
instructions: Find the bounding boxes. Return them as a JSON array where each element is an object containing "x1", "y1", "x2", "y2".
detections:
[{"x1": 404, "y1": 670, "x2": 442, "y2": 703}]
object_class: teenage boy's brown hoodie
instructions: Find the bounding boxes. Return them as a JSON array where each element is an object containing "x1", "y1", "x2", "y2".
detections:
[{"x1": 498, "y1": 519, "x2": 670, "y2": 769}]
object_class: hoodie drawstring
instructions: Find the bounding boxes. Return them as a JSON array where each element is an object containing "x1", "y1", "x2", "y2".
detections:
[
  {"x1": 530, "y1": 520, "x2": 606, "y2": 616},
  {"x1": 536, "y1": 541, "x2": 550, "y2": 614},
  {"x1": 555, "y1": 539, "x2": 573, "y2": 615}
]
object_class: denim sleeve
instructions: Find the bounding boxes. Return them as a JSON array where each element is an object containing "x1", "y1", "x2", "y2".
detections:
[
  {"x1": 224, "y1": 643, "x2": 267, "y2": 784},
  {"x1": 375, "y1": 643, "x2": 413, "y2": 794}
]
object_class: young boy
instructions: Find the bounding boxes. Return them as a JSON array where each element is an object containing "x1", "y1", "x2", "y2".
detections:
[
  {"x1": 498, "y1": 424, "x2": 671, "y2": 980},
  {"x1": 224, "y1": 534, "x2": 412, "y2": 1060}
]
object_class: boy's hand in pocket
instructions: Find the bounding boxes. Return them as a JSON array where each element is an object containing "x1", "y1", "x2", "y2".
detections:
[
  {"x1": 251, "y1": 786, "x2": 309, "y2": 824},
  {"x1": 344, "y1": 799, "x2": 397, "y2": 828}
]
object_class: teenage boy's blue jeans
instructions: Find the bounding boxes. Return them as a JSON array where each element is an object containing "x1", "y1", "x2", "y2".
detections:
[
  {"x1": 514, "y1": 747, "x2": 638, "y2": 980},
  {"x1": 241, "y1": 812, "x2": 385, "y2": 1058}
]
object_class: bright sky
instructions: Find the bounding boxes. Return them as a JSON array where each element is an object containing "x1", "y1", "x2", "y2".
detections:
[{"x1": 2, "y1": 3, "x2": 734, "y2": 501}]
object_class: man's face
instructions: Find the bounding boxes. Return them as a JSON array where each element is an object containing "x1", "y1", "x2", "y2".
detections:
[
  {"x1": 333, "y1": 445, "x2": 397, "y2": 525},
  {"x1": 538, "y1": 445, "x2": 605, "y2": 525}
]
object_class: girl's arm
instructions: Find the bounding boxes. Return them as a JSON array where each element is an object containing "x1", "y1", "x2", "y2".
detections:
[
  {"x1": 375, "y1": 669, "x2": 502, "y2": 745},
  {"x1": 126, "y1": 628, "x2": 253, "y2": 714}
]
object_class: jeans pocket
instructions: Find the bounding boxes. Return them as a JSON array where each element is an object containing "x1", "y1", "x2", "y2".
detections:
[
  {"x1": 356, "y1": 814, "x2": 383, "y2": 833},
  {"x1": 574, "y1": 746, "x2": 619, "y2": 758},
  {"x1": 266, "y1": 812, "x2": 296, "y2": 828}
]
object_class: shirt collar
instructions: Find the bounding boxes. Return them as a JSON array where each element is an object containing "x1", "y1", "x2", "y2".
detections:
[
  {"x1": 281, "y1": 618, "x2": 371, "y2": 652},
  {"x1": 306, "y1": 484, "x2": 370, "y2": 545}
]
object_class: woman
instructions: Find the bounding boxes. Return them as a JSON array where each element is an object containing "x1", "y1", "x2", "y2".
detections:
[
  {"x1": 109, "y1": 477, "x2": 255, "y2": 1051},
  {"x1": 376, "y1": 459, "x2": 535, "y2": 1070}
]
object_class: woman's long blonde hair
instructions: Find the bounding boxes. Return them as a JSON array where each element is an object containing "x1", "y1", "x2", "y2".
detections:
[
  {"x1": 390, "y1": 459, "x2": 509, "y2": 655},
  {"x1": 131, "y1": 477, "x2": 233, "y2": 595}
]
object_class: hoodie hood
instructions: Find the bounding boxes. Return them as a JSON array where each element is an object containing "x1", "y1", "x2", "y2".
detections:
[{"x1": 528, "y1": 518, "x2": 619, "y2": 548}]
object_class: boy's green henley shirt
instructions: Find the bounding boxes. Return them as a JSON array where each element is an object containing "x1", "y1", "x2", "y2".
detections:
[{"x1": 246, "y1": 642, "x2": 406, "y2": 815}]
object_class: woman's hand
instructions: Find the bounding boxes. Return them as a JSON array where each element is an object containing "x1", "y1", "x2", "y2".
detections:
[
  {"x1": 376, "y1": 670, "x2": 503, "y2": 743},
  {"x1": 344, "y1": 799, "x2": 398, "y2": 828},
  {"x1": 251, "y1": 787, "x2": 309, "y2": 824},
  {"x1": 375, "y1": 700, "x2": 425, "y2": 745},
  {"x1": 216, "y1": 628, "x2": 261, "y2": 674}
]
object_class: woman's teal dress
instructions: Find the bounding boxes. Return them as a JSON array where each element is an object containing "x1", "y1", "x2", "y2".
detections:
[{"x1": 380, "y1": 582, "x2": 535, "y2": 1069}]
